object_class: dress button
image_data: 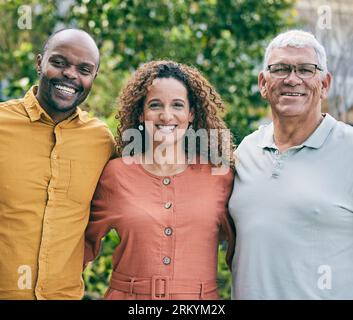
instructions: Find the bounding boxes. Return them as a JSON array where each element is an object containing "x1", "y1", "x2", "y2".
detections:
[
  {"x1": 163, "y1": 256, "x2": 171, "y2": 265},
  {"x1": 164, "y1": 202, "x2": 172, "y2": 209},
  {"x1": 164, "y1": 227, "x2": 173, "y2": 236},
  {"x1": 163, "y1": 178, "x2": 171, "y2": 185}
]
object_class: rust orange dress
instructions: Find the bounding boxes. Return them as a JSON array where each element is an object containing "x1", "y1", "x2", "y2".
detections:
[{"x1": 84, "y1": 157, "x2": 234, "y2": 300}]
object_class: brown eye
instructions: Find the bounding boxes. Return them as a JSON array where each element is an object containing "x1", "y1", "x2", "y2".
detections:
[
  {"x1": 51, "y1": 59, "x2": 65, "y2": 67},
  {"x1": 297, "y1": 66, "x2": 315, "y2": 75},
  {"x1": 149, "y1": 103, "x2": 161, "y2": 109},
  {"x1": 271, "y1": 64, "x2": 290, "y2": 73},
  {"x1": 79, "y1": 67, "x2": 92, "y2": 75}
]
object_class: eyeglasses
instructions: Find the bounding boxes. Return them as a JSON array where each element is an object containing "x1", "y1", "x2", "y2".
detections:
[{"x1": 266, "y1": 63, "x2": 323, "y2": 79}]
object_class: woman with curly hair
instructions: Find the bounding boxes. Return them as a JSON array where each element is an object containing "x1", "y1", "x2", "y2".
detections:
[{"x1": 84, "y1": 60, "x2": 236, "y2": 300}]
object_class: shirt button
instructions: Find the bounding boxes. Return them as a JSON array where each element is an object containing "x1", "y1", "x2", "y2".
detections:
[
  {"x1": 164, "y1": 202, "x2": 172, "y2": 209},
  {"x1": 163, "y1": 178, "x2": 171, "y2": 185},
  {"x1": 52, "y1": 154, "x2": 57, "y2": 160},
  {"x1": 274, "y1": 150, "x2": 280, "y2": 155},
  {"x1": 164, "y1": 227, "x2": 173, "y2": 236},
  {"x1": 163, "y1": 256, "x2": 171, "y2": 265}
]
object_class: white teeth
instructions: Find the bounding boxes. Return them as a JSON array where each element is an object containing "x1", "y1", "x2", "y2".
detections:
[
  {"x1": 55, "y1": 84, "x2": 76, "y2": 94},
  {"x1": 156, "y1": 125, "x2": 176, "y2": 133},
  {"x1": 282, "y1": 93, "x2": 303, "y2": 96}
]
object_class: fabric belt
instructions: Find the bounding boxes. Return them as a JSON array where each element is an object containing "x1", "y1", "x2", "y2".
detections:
[{"x1": 110, "y1": 271, "x2": 218, "y2": 300}]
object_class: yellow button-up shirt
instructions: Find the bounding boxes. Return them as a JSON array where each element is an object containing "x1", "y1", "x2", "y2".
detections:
[{"x1": 0, "y1": 86, "x2": 115, "y2": 299}]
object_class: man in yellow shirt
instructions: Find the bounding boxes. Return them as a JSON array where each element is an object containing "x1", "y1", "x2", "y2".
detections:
[{"x1": 0, "y1": 28, "x2": 115, "y2": 299}]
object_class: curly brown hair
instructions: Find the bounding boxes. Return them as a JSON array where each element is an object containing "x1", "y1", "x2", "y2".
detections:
[{"x1": 115, "y1": 60, "x2": 235, "y2": 169}]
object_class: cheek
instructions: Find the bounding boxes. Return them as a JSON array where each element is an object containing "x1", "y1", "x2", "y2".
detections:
[
  {"x1": 44, "y1": 65, "x2": 60, "y2": 78},
  {"x1": 38, "y1": 73, "x2": 51, "y2": 91},
  {"x1": 179, "y1": 112, "x2": 192, "y2": 126},
  {"x1": 142, "y1": 110, "x2": 154, "y2": 122},
  {"x1": 267, "y1": 82, "x2": 281, "y2": 100},
  {"x1": 81, "y1": 78, "x2": 94, "y2": 91},
  {"x1": 307, "y1": 81, "x2": 322, "y2": 98}
]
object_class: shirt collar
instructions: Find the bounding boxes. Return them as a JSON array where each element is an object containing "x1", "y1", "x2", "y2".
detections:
[
  {"x1": 257, "y1": 113, "x2": 337, "y2": 150},
  {"x1": 23, "y1": 85, "x2": 89, "y2": 124},
  {"x1": 257, "y1": 122, "x2": 276, "y2": 149}
]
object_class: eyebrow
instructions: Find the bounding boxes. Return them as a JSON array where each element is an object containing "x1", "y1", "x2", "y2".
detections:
[
  {"x1": 147, "y1": 98, "x2": 186, "y2": 104},
  {"x1": 269, "y1": 62, "x2": 318, "y2": 66},
  {"x1": 173, "y1": 99, "x2": 185, "y2": 103},
  {"x1": 49, "y1": 54, "x2": 96, "y2": 69},
  {"x1": 146, "y1": 98, "x2": 161, "y2": 104}
]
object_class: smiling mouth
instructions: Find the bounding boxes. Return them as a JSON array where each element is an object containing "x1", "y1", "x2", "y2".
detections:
[
  {"x1": 155, "y1": 125, "x2": 177, "y2": 134},
  {"x1": 281, "y1": 92, "x2": 305, "y2": 96},
  {"x1": 53, "y1": 83, "x2": 79, "y2": 96}
]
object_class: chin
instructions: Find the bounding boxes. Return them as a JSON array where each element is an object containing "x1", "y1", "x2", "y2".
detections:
[
  {"x1": 56, "y1": 105, "x2": 78, "y2": 113},
  {"x1": 275, "y1": 104, "x2": 308, "y2": 117},
  {"x1": 50, "y1": 99, "x2": 79, "y2": 112}
]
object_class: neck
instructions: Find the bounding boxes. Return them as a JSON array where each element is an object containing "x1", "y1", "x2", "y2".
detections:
[
  {"x1": 35, "y1": 93, "x2": 76, "y2": 124},
  {"x1": 45, "y1": 108, "x2": 76, "y2": 124},
  {"x1": 272, "y1": 111, "x2": 324, "y2": 152},
  {"x1": 141, "y1": 142, "x2": 188, "y2": 176}
]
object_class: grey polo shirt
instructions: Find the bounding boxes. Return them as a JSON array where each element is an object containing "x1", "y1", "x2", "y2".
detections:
[{"x1": 229, "y1": 114, "x2": 353, "y2": 299}]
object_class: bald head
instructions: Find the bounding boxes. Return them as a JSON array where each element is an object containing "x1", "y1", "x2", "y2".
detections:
[{"x1": 43, "y1": 28, "x2": 100, "y2": 66}]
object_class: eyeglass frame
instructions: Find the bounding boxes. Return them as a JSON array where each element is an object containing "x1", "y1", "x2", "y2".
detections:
[{"x1": 266, "y1": 63, "x2": 323, "y2": 79}]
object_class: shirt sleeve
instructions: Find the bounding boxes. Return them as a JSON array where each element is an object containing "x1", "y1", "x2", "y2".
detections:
[
  {"x1": 107, "y1": 131, "x2": 117, "y2": 160},
  {"x1": 219, "y1": 170, "x2": 235, "y2": 271},
  {"x1": 84, "y1": 162, "x2": 116, "y2": 267}
]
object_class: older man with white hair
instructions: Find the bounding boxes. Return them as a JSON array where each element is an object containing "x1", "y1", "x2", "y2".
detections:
[{"x1": 229, "y1": 29, "x2": 353, "y2": 299}]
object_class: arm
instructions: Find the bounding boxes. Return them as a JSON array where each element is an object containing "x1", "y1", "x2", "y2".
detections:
[
  {"x1": 220, "y1": 210, "x2": 236, "y2": 271},
  {"x1": 84, "y1": 162, "x2": 116, "y2": 268},
  {"x1": 219, "y1": 170, "x2": 235, "y2": 271}
]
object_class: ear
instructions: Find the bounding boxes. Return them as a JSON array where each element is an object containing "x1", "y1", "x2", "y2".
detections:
[
  {"x1": 320, "y1": 72, "x2": 332, "y2": 100},
  {"x1": 258, "y1": 71, "x2": 267, "y2": 98},
  {"x1": 138, "y1": 114, "x2": 144, "y2": 123},
  {"x1": 36, "y1": 54, "x2": 43, "y2": 75},
  {"x1": 94, "y1": 64, "x2": 100, "y2": 80}
]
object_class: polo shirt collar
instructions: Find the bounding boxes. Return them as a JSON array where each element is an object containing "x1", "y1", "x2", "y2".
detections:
[
  {"x1": 258, "y1": 113, "x2": 337, "y2": 150},
  {"x1": 257, "y1": 122, "x2": 276, "y2": 149},
  {"x1": 23, "y1": 85, "x2": 89, "y2": 123}
]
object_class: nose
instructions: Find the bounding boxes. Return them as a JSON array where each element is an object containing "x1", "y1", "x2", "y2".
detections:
[
  {"x1": 159, "y1": 108, "x2": 174, "y2": 122},
  {"x1": 62, "y1": 65, "x2": 78, "y2": 80},
  {"x1": 283, "y1": 69, "x2": 303, "y2": 86}
]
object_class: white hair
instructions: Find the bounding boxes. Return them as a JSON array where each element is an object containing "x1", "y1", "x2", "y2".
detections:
[{"x1": 263, "y1": 29, "x2": 328, "y2": 74}]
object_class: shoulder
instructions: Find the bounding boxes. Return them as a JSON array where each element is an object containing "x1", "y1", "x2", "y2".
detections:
[
  {"x1": 79, "y1": 112, "x2": 112, "y2": 135},
  {"x1": 96, "y1": 159, "x2": 123, "y2": 190},
  {"x1": 77, "y1": 112, "x2": 116, "y2": 152},
  {"x1": 193, "y1": 163, "x2": 234, "y2": 188},
  {"x1": 97, "y1": 157, "x2": 141, "y2": 192},
  {"x1": 101, "y1": 157, "x2": 124, "y2": 173},
  {"x1": 321, "y1": 118, "x2": 353, "y2": 154},
  {"x1": 100, "y1": 157, "x2": 137, "y2": 175},
  {"x1": 0, "y1": 97, "x2": 21, "y2": 107},
  {"x1": 235, "y1": 123, "x2": 270, "y2": 156},
  {"x1": 0, "y1": 98, "x2": 25, "y2": 116},
  {"x1": 333, "y1": 120, "x2": 353, "y2": 142}
]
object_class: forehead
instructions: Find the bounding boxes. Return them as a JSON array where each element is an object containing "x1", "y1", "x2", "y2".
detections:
[
  {"x1": 45, "y1": 32, "x2": 99, "y2": 66},
  {"x1": 147, "y1": 77, "x2": 188, "y2": 98},
  {"x1": 268, "y1": 46, "x2": 319, "y2": 65}
]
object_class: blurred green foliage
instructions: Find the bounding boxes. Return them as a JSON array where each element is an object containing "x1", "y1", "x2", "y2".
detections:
[{"x1": 0, "y1": 0, "x2": 296, "y2": 299}]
